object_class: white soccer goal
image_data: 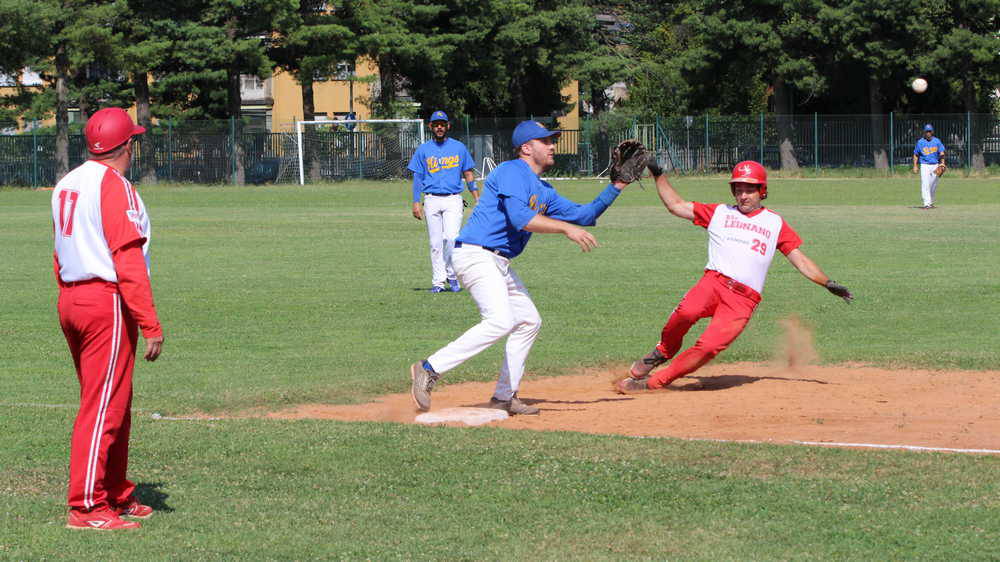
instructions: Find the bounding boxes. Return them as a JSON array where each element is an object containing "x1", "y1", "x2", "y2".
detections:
[
  {"x1": 481, "y1": 157, "x2": 498, "y2": 178},
  {"x1": 276, "y1": 119, "x2": 424, "y2": 185}
]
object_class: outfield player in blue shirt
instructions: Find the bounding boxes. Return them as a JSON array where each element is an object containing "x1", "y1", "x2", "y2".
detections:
[
  {"x1": 912, "y1": 123, "x2": 946, "y2": 209},
  {"x1": 409, "y1": 120, "x2": 633, "y2": 414},
  {"x1": 408, "y1": 110, "x2": 479, "y2": 293}
]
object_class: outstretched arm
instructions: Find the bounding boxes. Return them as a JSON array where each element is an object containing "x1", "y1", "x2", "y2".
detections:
[
  {"x1": 647, "y1": 160, "x2": 695, "y2": 220},
  {"x1": 523, "y1": 213, "x2": 598, "y2": 252},
  {"x1": 785, "y1": 248, "x2": 854, "y2": 303}
]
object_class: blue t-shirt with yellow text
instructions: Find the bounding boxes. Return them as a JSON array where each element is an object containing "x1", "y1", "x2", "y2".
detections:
[
  {"x1": 457, "y1": 159, "x2": 621, "y2": 259},
  {"x1": 408, "y1": 138, "x2": 475, "y2": 202},
  {"x1": 914, "y1": 137, "x2": 946, "y2": 165}
]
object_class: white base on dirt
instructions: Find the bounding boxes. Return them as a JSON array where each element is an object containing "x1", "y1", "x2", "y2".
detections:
[{"x1": 415, "y1": 407, "x2": 509, "y2": 426}]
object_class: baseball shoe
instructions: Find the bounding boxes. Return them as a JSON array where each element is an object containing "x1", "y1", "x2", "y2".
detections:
[
  {"x1": 629, "y1": 347, "x2": 667, "y2": 378},
  {"x1": 430, "y1": 286, "x2": 447, "y2": 293},
  {"x1": 488, "y1": 393, "x2": 539, "y2": 415},
  {"x1": 614, "y1": 376, "x2": 651, "y2": 394},
  {"x1": 115, "y1": 497, "x2": 153, "y2": 519},
  {"x1": 410, "y1": 361, "x2": 439, "y2": 411},
  {"x1": 448, "y1": 278, "x2": 462, "y2": 292},
  {"x1": 66, "y1": 507, "x2": 141, "y2": 530}
]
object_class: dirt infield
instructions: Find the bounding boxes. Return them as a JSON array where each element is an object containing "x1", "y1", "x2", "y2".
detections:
[{"x1": 267, "y1": 361, "x2": 1000, "y2": 452}]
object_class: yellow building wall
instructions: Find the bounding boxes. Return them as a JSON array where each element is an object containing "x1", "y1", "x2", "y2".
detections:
[
  {"x1": 558, "y1": 81, "x2": 580, "y2": 131},
  {"x1": 269, "y1": 58, "x2": 377, "y2": 131}
]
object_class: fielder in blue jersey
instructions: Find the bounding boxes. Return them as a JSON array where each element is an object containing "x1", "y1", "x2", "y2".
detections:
[
  {"x1": 408, "y1": 110, "x2": 479, "y2": 292},
  {"x1": 408, "y1": 120, "x2": 634, "y2": 415},
  {"x1": 912, "y1": 123, "x2": 946, "y2": 209}
]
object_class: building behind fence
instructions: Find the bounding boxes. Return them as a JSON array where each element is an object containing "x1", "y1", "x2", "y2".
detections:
[{"x1": 2, "y1": 113, "x2": 998, "y2": 187}]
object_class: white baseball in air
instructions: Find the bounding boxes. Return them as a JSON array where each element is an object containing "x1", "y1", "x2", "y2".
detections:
[{"x1": 912, "y1": 78, "x2": 928, "y2": 94}]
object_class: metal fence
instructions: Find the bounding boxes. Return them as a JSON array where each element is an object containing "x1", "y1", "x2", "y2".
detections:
[
  {"x1": 2, "y1": 113, "x2": 997, "y2": 187},
  {"x1": 633, "y1": 113, "x2": 1000, "y2": 175}
]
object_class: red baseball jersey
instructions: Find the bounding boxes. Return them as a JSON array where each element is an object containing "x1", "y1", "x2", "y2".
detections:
[
  {"x1": 52, "y1": 160, "x2": 161, "y2": 337},
  {"x1": 692, "y1": 202, "x2": 802, "y2": 293},
  {"x1": 53, "y1": 160, "x2": 150, "y2": 281}
]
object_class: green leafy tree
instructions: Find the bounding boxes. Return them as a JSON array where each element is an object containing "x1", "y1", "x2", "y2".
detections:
[
  {"x1": 917, "y1": 0, "x2": 1000, "y2": 170},
  {"x1": 116, "y1": 0, "x2": 196, "y2": 182},
  {"x1": 355, "y1": 0, "x2": 600, "y2": 119},
  {"x1": 820, "y1": 0, "x2": 931, "y2": 168},
  {"x1": 676, "y1": 1, "x2": 833, "y2": 171},
  {"x1": 270, "y1": 0, "x2": 357, "y2": 179},
  {"x1": 12, "y1": 0, "x2": 125, "y2": 180},
  {"x1": 148, "y1": 0, "x2": 295, "y2": 183},
  {"x1": 0, "y1": 0, "x2": 50, "y2": 129},
  {"x1": 354, "y1": 0, "x2": 447, "y2": 117}
]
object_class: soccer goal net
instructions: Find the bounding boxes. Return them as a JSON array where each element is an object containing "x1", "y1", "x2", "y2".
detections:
[{"x1": 276, "y1": 119, "x2": 424, "y2": 185}]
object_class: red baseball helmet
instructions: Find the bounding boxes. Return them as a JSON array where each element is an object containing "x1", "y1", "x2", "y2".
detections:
[
  {"x1": 85, "y1": 107, "x2": 146, "y2": 154},
  {"x1": 729, "y1": 160, "x2": 767, "y2": 199}
]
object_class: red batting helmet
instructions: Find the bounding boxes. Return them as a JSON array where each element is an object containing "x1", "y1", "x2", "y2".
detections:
[
  {"x1": 729, "y1": 160, "x2": 767, "y2": 199},
  {"x1": 85, "y1": 107, "x2": 146, "y2": 154}
]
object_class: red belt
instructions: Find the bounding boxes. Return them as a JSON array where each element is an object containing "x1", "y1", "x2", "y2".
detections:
[
  {"x1": 60, "y1": 278, "x2": 116, "y2": 289},
  {"x1": 707, "y1": 270, "x2": 761, "y2": 303}
]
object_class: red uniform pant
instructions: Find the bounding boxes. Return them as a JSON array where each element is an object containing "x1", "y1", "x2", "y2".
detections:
[
  {"x1": 58, "y1": 280, "x2": 138, "y2": 510},
  {"x1": 648, "y1": 271, "x2": 761, "y2": 389}
]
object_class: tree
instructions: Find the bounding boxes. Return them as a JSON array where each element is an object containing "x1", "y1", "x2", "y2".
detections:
[
  {"x1": 918, "y1": 0, "x2": 1000, "y2": 170},
  {"x1": 144, "y1": 0, "x2": 294, "y2": 183},
  {"x1": 820, "y1": 1, "x2": 931, "y2": 169},
  {"x1": 16, "y1": 0, "x2": 124, "y2": 180},
  {"x1": 355, "y1": 0, "x2": 600, "y2": 119},
  {"x1": 354, "y1": 0, "x2": 447, "y2": 117},
  {"x1": 270, "y1": 0, "x2": 356, "y2": 179},
  {"x1": 663, "y1": 0, "x2": 832, "y2": 171},
  {"x1": 0, "y1": 0, "x2": 50, "y2": 129},
  {"x1": 117, "y1": 0, "x2": 196, "y2": 183}
]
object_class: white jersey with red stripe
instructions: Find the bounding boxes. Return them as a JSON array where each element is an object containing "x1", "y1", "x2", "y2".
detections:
[
  {"x1": 52, "y1": 160, "x2": 150, "y2": 283},
  {"x1": 693, "y1": 202, "x2": 802, "y2": 294}
]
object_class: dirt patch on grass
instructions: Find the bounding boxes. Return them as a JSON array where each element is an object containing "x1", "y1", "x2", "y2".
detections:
[{"x1": 266, "y1": 362, "x2": 1000, "y2": 452}]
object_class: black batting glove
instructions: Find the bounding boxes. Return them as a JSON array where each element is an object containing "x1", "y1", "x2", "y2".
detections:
[
  {"x1": 825, "y1": 280, "x2": 853, "y2": 303},
  {"x1": 647, "y1": 154, "x2": 663, "y2": 177}
]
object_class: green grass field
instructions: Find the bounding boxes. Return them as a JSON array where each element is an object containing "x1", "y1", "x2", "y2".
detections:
[{"x1": 2, "y1": 176, "x2": 998, "y2": 558}]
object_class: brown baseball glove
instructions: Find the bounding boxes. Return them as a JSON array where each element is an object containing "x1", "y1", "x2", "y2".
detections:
[
  {"x1": 934, "y1": 164, "x2": 946, "y2": 176},
  {"x1": 610, "y1": 139, "x2": 649, "y2": 184}
]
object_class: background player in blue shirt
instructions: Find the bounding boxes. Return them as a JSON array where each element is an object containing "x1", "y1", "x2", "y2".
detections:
[
  {"x1": 408, "y1": 110, "x2": 479, "y2": 292},
  {"x1": 912, "y1": 123, "x2": 946, "y2": 209},
  {"x1": 409, "y1": 120, "x2": 634, "y2": 415}
]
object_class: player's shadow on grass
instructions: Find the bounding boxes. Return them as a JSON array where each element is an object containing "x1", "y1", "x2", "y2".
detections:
[
  {"x1": 135, "y1": 482, "x2": 174, "y2": 514},
  {"x1": 674, "y1": 374, "x2": 829, "y2": 391}
]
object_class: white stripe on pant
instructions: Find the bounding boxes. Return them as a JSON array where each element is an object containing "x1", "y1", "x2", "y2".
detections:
[
  {"x1": 426, "y1": 245, "x2": 541, "y2": 401},
  {"x1": 83, "y1": 293, "x2": 121, "y2": 509},
  {"x1": 423, "y1": 194, "x2": 464, "y2": 287},
  {"x1": 919, "y1": 163, "x2": 941, "y2": 207}
]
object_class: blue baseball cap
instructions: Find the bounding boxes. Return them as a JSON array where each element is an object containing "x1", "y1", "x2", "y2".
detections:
[
  {"x1": 924, "y1": 123, "x2": 934, "y2": 132},
  {"x1": 429, "y1": 110, "x2": 449, "y2": 123},
  {"x1": 512, "y1": 120, "x2": 561, "y2": 148}
]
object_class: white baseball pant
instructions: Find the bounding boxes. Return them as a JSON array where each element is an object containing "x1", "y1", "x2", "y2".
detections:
[
  {"x1": 423, "y1": 194, "x2": 464, "y2": 287},
  {"x1": 426, "y1": 245, "x2": 541, "y2": 401},
  {"x1": 919, "y1": 163, "x2": 941, "y2": 207}
]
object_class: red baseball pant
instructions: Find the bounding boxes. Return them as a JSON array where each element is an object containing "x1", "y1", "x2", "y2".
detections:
[
  {"x1": 58, "y1": 281, "x2": 138, "y2": 510},
  {"x1": 648, "y1": 271, "x2": 761, "y2": 389}
]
